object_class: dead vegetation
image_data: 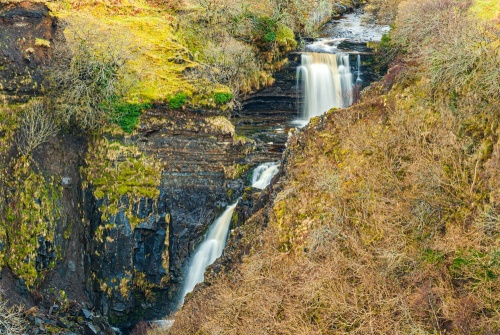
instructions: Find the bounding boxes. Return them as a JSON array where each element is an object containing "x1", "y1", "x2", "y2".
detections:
[
  {"x1": 0, "y1": 298, "x2": 25, "y2": 335},
  {"x1": 165, "y1": 0, "x2": 500, "y2": 334},
  {"x1": 15, "y1": 99, "x2": 58, "y2": 156}
]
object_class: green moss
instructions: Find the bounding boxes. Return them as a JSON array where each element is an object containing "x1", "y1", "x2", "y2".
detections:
[
  {"x1": 422, "y1": 248, "x2": 445, "y2": 264},
  {"x1": 214, "y1": 92, "x2": 233, "y2": 105},
  {"x1": 275, "y1": 24, "x2": 297, "y2": 50},
  {"x1": 224, "y1": 164, "x2": 250, "y2": 180},
  {"x1": 253, "y1": 16, "x2": 278, "y2": 43},
  {"x1": 82, "y1": 138, "x2": 162, "y2": 229},
  {"x1": 450, "y1": 249, "x2": 499, "y2": 283},
  {"x1": 35, "y1": 38, "x2": 51, "y2": 48},
  {"x1": 2, "y1": 157, "x2": 61, "y2": 288}
]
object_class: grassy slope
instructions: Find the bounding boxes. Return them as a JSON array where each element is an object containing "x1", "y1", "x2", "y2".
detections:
[
  {"x1": 48, "y1": 0, "x2": 199, "y2": 103},
  {"x1": 167, "y1": 1, "x2": 500, "y2": 334},
  {"x1": 471, "y1": 0, "x2": 500, "y2": 21}
]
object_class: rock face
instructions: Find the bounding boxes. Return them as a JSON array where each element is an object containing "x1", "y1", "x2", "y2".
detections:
[
  {"x1": 0, "y1": 1, "x2": 61, "y2": 103},
  {"x1": 242, "y1": 53, "x2": 301, "y2": 114},
  {"x1": 0, "y1": 2, "x2": 257, "y2": 327},
  {"x1": 83, "y1": 108, "x2": 253, "y2": 326}
]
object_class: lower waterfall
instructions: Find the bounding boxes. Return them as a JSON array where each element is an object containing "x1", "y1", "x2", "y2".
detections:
[
  {"x1": 296, "y1": 53, "x2": 354, "y2": 123},
  {"x1": 180, "y1": 201, "x2": 239, "y2": 302},
  {"x1": 252, "y1": 162, "x2": 279, "y2": 189}
]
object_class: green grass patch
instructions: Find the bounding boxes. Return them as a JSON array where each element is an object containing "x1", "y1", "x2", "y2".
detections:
[
  {"x1": 112, "y1": 102, "x2": 151, "y2": 133},
  {"x1": 168, "y1": 92, "x2": 187, "y2": 109},
  {"x1": 214, "y1": 92, "x2": 233, "y2": 105}
]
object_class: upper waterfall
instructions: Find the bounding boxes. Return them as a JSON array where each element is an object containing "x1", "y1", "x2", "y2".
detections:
[
  {"x1": 296, "y1": 53, "x2": 353, "y2": 123},
  {"x1": 180, "y1": 201, "x2": 239, "y2": 302}
]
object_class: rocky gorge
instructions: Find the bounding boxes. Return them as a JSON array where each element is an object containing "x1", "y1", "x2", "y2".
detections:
[
  {"x1": 0, "y1": 0, "x2": 498, "y2": 335},
  {"x1": 0, "y1": 1, "x2": 296, "y2": 331}
]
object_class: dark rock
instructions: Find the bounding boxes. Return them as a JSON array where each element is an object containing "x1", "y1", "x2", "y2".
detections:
[
  {"x1": 0, "y1": 2, "x2": 62, "y2": 103},
  {"x1": 242, "y1": 53, "x2": 301, "y2": 114},
  {"x1": 57, "y1": 319, "x2": 69, "y2": 328},
  {"x1": 83, "y1": 108, "x2": 253, "y2": 326},
  {"x1": 84, "y1": 323, "x2": 98, "y2": 335},
  {"x1": 68, "y1": 260, "x2": 76, "y2": 272}
]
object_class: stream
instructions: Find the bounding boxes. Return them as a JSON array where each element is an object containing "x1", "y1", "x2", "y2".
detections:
[
  {"x1": 150, "y1": 8, "x2": 389, "y2": 330},
  {"x1": 233, "y1": 9, "x2": 389, "y2": 162}
]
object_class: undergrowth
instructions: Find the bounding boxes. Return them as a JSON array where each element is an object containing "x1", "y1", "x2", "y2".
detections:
[{"x1": 166, "y1": 0, "x2": 500, "y2": 334}]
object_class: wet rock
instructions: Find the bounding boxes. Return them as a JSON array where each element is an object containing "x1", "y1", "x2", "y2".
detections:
[
  {"x1": 57, "y1": 319, "x2": 69, "y2": 328},
  {"x1": 82, "y1": 309, "x2": 93, "y2": 320},
  {"x1": 85, "y1": 108, "x2": 253, "y2": 325},
  {"x1": 84, "y1": 323, "x2": 99, "y2": 335}
]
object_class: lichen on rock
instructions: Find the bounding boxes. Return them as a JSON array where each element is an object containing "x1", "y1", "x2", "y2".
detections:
[
  {"x1": 2, "y1": 156, "x2": 62, "y2": 288},
  {"x1": 82, "y1": 137, "x2": 162, "y2": 229}
]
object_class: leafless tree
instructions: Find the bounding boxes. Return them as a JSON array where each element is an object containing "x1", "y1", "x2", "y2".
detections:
[
  {"x1": 15, "y1": 99, "x2": 58, "y2": 156},
  {"x1": 47, "y1": 25, "x2": 129, "y2": 131}
]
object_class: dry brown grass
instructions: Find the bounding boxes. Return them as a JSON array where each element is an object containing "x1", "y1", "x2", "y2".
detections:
[
  {"x1": 155, "y1": 1, "x2": 500, "y2": 334},
  {"x1": 166, "y1": 80, "x2": 499, "y2": 334}
]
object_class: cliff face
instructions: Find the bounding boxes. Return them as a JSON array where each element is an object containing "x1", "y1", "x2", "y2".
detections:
[
  {"x1": 0, "y1": 2, "x2": 256, "y2": 328},
  {"x1": 83, "y1": 108, "x2": 253, "y2": 325},
  {"x1": 0, "y1": 1, "x2": 60, "y2": 103}
]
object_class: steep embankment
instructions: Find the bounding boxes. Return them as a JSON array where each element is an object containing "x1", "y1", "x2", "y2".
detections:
[
  {"x1": 0, "y1": 0, "x2": 359, "y2": 332},
  {"x1": 168, "y1": 1, "x2": 500, "y2": 334}
]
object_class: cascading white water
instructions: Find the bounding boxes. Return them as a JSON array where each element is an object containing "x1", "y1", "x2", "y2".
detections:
[
  {"x1": 356, "y1": 54, "x2": 362, "y2": 85},
  {"x1": 252, "y1": 162, "x2": 279, "y2": 189},
  {"x1": 180, "y1": 201, "x2": 239, "y2": 302},
  {"x1": 296, "y1": 53, "x2": 354, "y2": 123}
]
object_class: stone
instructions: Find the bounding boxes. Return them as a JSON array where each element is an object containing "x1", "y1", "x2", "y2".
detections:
[
  {"x1": 111, "y1": 302, "x2": 126, "y2": 312},
  {"x1": 68, "y1": 260, "x2": 76, "y2": 272},
  {"x1": 84, "y1": 323, "x2": 98, "y2": 335},
  {"x1": 57, "y1": 319, "x2": 69, "y2": 328},
  {"x1": 82, "y1": 309, "x2": 93, "y2": 320},
  {"x1": 0, "y1": 2, "x2": 62, "y2": 103}
]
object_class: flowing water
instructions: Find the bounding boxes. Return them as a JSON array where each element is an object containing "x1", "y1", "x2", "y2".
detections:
[
  {"x1": 180, "y1": 201, "x2": 239, "y2": 302},
  {"x1": 295, "y1": 53, "x2": 353, "y2": 125},
  {"x1": 356, "y1": 54, "x2": 362, "y2": 84},
  {"x1": 252, "y1": 162, "x2": 279, "y2": 189}
]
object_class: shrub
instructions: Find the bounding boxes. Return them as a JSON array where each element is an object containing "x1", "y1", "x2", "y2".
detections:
[
  {"x1": 251, "y1": 16, "x2": 278, "y2": 44},
  {"x1": 15, "y1": 99, "x2": 58, "y2": 156},
  {"x1": 201, "y1": 36, "x2": 261, "y2": 96},
  {"x1": 213, "y1": 92, "x2": 233, "y2": 105},
  {"x1": 364, "y1": 0, "x2": 403, "y2": 24},
  {"x1": 0, "y1": 298, "x2": 25, "y2": 335},
  {"x1": 47, "y1": 26, "x2": 128, "y2": 131},
  {"x1": 391, "y1": 0, "x2": 500, "y2": 108},
  {"x1": 112, "y1": 102, "x2": 151, "y2": 133},
  {"x1": 168, "y1": 93, "x2": 187, "y2": 109}
]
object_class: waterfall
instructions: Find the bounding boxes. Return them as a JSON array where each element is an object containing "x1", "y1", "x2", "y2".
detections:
[
  {"x1": 181, "y1": 201, "x2": 239, "y2": 302},
  {"x1": 356, "y1": 54, "x2": 362, "y2": 85},
  {"x1": 252, "y1": 162, "x2": 279, "y2": 189},
  {"x1": 296, "y1": 53, "x2": 353, "y2": 123}
]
